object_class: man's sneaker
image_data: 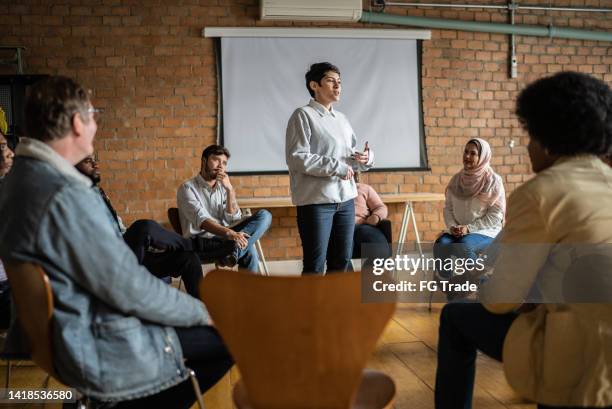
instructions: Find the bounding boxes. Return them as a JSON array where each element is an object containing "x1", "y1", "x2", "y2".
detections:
[{"x1": 218, "y1": 254, "x2": 238, "y2": 268}]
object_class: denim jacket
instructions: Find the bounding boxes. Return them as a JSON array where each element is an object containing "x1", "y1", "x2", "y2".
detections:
[{"x1": 0, "y1": 138, "x2": 210, "y2": 401}]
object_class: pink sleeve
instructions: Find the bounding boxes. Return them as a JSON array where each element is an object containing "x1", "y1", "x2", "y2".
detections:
[{"x1": 365, "y1": 185, "x2": 388, "y2": 221}]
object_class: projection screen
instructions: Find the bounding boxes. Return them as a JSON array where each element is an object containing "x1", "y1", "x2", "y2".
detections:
[{"x1": 218, "y1": 32, "x2": 428, "y2": 173}]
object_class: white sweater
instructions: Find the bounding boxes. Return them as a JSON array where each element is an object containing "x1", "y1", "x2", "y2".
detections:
[{"x1": 443, "y1": 188, "x2": 504, "y2": 238}]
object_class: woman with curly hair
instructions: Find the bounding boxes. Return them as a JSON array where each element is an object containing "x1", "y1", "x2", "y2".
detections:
[{"x1": 435, "y1": 72, "x2": 612, "y2": 409}]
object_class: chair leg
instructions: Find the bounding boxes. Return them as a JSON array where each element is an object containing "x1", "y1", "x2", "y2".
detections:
[
  {"x1": 4, "y1": 360, "x2": 10, "y2": 388},
  {"x1": 42, "y1": 373, "x2": 51, "y2": 388},
  {"x1": 188, "y1": 368, "x2": 205, "y2": 409},
  {"x1": 76, "y1": 396, "x2": 89, "y2": 409}
]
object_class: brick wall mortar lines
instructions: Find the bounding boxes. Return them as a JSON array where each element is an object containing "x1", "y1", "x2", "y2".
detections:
[{"x1": 2, "y1": 0, "x2": 611, "y2": 259}]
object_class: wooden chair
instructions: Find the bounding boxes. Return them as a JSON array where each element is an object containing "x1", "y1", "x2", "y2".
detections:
[
  {"x1": 5, "y1": 262, "x2": 205, "y2": 409},
  {"x1": 168, "y1": 206, "x2": 215, "y2": 293},
  {"x1": 168, "y1": 206, "x2": 220, "y2": 270},
  {"x1": 5, "y1": 262, "x2": 57, "y2": 380},
  {"x1": 200, "y1": 269, "x2": 396, "y2": 409}
]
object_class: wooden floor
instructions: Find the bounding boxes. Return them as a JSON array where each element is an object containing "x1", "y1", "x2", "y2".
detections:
[{"x1": 0, "y1": 303, "x2": 535, "y2": 409}]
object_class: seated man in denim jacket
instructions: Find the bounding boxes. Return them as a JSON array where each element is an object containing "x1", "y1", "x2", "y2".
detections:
[{"x1": 0, "y1": 76, "x2": 232, "y2": 408}]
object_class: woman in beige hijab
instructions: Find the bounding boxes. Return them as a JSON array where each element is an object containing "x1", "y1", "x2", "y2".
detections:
[{"x1": 434, "y1": 137, "x2": 505, "y2": 278}]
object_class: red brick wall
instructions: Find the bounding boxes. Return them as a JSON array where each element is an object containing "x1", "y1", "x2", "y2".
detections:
[{"x1": 2, "y1": 0, "x2": 611, "y2": 260}]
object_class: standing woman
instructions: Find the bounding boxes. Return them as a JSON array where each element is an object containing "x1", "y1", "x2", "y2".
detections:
[
  {"x1": 286, "y1": 62, "x2": 373, "y2": 274},
  {"x1": 434, "y1": 138, "x2": 505, "y2": 278}
]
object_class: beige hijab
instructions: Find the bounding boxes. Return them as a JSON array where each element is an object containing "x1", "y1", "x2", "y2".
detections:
[{"x1": 447, "y1": 138, "x2": 506, "y2": 214}]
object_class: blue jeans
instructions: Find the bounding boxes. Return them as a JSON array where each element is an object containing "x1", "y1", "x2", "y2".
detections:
[
  {"x1": 233, "y1": 209, "x2": 272, "y2": 272},
  {"x1": 297, "y1": 200, "x2": 355, "y2": 274},
  {"x1": 433, "y1": 233, "x2": 494, "y2": 278},
  {"x1": 193, "y1": 210, "x2": 272, "y2": 273}
]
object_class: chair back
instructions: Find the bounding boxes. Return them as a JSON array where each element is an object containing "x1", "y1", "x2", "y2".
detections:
[
  {"x1": 353, "y1": 219, "x2": 393, "y2": 259},
  {"x1": 377, "y1": 219, "x2": 393, "y2": 245},
  {"x1": 200, "y1": 269, "x2": 396, "y2": 409},
  {"x1": 5, "y1": 262, "x2": 57, "y2": 378},
  {"x1": 167, "y1": 207, "x2": 183, "y2": 236}
]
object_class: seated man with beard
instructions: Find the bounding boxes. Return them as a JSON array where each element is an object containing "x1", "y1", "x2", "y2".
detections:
[{"x1": 178, "y1": 144, "x2": 271, "y2": 273}]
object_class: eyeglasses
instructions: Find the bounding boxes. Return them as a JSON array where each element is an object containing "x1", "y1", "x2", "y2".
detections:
[{"x1": 86, "y1": 107, "x2": 103, "y2": 122}]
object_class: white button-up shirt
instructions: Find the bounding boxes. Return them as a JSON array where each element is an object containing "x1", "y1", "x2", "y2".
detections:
[{"x1": 177, "y1": 174, "x2": 242, "y2": 238}]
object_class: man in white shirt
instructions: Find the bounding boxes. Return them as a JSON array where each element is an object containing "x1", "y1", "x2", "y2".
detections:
[{"x1": 177, "y1": 145, "x2": 271, "y2": 272}]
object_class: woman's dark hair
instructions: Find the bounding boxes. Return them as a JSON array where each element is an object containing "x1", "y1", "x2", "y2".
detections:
[
  {"x1": 201, "y1": 144, "x2": 230, "y2": 160},
  {"x1": 305, "y1": 62, "x2": 340, "y2": 98},
  {"x1": 516, "y1": 71, "x2": 612, "y2": 156}
]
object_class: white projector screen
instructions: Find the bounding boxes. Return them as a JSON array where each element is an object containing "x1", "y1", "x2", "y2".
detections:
[{"x1": 219, "y1": 36, "x2": 427, "y2": 173}]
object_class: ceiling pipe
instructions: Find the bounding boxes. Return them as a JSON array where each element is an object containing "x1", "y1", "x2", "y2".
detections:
[
  {"x1": 381, "y1": 2, "x2": 612, "y2": 12},
  {"x1": 360, "y1": 10, "x2": 612, "y2": 42}
]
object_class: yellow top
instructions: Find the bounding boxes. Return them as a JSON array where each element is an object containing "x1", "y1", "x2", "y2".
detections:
[{"x1": 0, "y1": 107, "x2": 7, "y2": 135}]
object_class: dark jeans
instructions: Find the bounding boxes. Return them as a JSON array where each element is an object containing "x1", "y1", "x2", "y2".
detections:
[
  {"x1": 435, "y1": 303, "x2": 610, "y2": 409},
  {"x1": 123, "y1": 220, "x2": 193, "y2": 262},
  {"x1": 143, "y1": 251, "x2": 201, "y2": 298},
  {"x1": 0, "y1": 280, "x2": 10, "y2": 329},
  {"x1": 122, "y1": 220, "x2": 201, "y2": 298},
  {"x1": 113, "y1": 326, "x2": 233, "y2": 409},
  {"x1": 353, "y1": 223, "x2": 392, "y2": 261},
  {"x1": 435, "y1": 303, "x2": 517, "y2": 409},
  {"x1": 193, "y1": 210, "x2": 272, "y2": 273},
  {"x1": 297, "y1": 199, "x2": 355, "y2": 274},
  {"x1": 433, "y1": 233, "x2": 494, "y2": 278}
]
